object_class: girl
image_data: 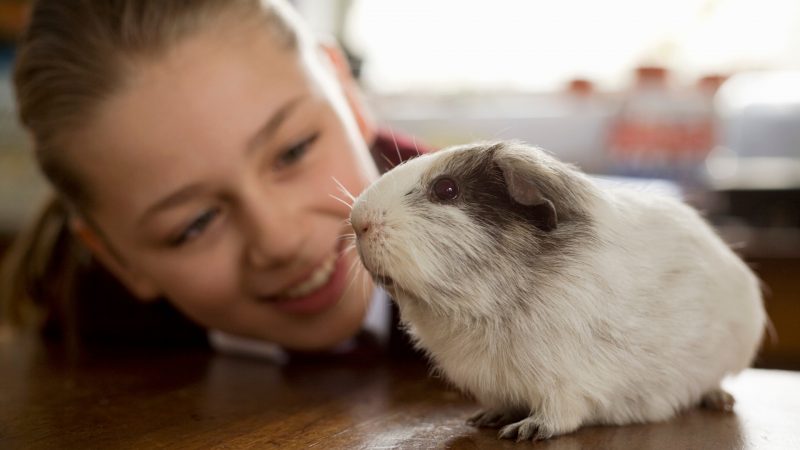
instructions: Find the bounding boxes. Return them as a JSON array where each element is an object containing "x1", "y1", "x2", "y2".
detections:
[{"x1": 1, "y1": 0, "x2": 422, "y2": 354}]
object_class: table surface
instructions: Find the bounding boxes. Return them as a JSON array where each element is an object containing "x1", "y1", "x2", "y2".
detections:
[{"x1": 1, "y1": 330, "x2": 799, "y2": 450}]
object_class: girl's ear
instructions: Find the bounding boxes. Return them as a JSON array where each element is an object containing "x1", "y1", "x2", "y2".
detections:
[
  {"x1": 318, "y1": 41, "x2": 376, "y2": 146},
  {"x1": 70, "y1": 217, "x2": 161, "y2": 301}
]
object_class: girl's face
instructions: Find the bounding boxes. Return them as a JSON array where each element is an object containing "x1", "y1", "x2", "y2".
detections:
[{"x1": 68, "y1": 21, "x2": 379, "y2": 350}]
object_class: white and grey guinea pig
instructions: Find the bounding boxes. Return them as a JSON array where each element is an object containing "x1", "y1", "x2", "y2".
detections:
[{"x1": 350, "y1": 141, "x2": 766, "y2": 442}]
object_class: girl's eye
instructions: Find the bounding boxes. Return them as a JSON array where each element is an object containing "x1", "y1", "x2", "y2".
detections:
[
  {"x1": 170, "y1": 208, "x2": 219, "y2": 247},
  {"x1": 275, "y1": 133, "x2": 319, "y2": 169}
]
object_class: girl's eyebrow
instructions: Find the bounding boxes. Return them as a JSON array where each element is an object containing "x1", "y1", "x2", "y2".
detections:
[
  {"x1": 138, "y1": 95, "x2": 307, "y2": 226},
  {"x1": 138, "y1": 183, "x2": 207, "y2": 226},
  {"x1": 246, "y1": 95, "x2": 304, "y2": 157}
]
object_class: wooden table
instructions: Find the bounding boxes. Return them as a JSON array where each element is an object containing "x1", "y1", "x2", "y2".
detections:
[{"x1": 1, "y1": 330, "x2": 799, "y2": 449}]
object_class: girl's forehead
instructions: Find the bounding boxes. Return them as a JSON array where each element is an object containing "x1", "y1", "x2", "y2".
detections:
[
  {"x1": 110, "y1": 20, "x2": 312, "y2": 133},
  {"x1": 135, "y1": 19, "x2": 303, "y2": 88},
  {"x1": 70, "y1": 25, "x2": 320, "y2": 212}
]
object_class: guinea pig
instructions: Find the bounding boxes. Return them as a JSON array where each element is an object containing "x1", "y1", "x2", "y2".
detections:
[{"x1": 350, "y1": 141, "x2": 766, "y2": 442}]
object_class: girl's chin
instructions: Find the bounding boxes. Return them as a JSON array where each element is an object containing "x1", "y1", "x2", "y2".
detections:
[
  {"x1": 282, "y1": 306, "x2": 368, "y2": 351},
  {"x1": 290, "y1": 268, "x2": 374, "y2": 350}
]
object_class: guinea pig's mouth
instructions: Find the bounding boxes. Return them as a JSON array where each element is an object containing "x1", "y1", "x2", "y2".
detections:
[{"x1": 372, "y1": 273, "x2": 395, "y2": 288}]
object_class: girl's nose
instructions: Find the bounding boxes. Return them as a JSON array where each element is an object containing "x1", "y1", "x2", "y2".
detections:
[{"x1": 243, "y1": 197, "x2": 303, "y2": 270}]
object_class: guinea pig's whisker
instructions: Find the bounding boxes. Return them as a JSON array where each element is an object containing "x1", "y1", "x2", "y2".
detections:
[
  {"x1": 412, "y1": 136, "x2": 421, "y2": 157},
  {"x1": 329, "y1": 193, "x2": 353, "y2": 210},
  {"x1": 331, "y1": 177, "x2": 356, "y2": 203},
  {"x1": 343, "y1": 243, "x2": 358, "y2": 256},
  {"x1": 356, "y1": 261, "x2": 368, "y2": 305},
  {"x1": 338, "y1": 240, "x2": 356, "y2": 250},
  {"x1": 345, "y1": 245, "x2": 363, "y2": 277},
  {"x1": 390, "y1": 128, "x2": 403, "y2": 166},
  {"x1": 338, "y1": 238, "x2": 356, "y2": 249},
  {"x1": 343, "y1": 256, "x2": 367, "y2": 300},
  {"x1": 380, "y1": 153, "x2": 396, "y2": 169},
  {"x1": 337, "y1": 232, "x2": 356, "y2": 243}
]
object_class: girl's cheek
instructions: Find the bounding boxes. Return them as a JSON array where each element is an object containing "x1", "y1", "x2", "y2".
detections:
[
  {"x1": 156, "y1": 247, "x2": 242, "y2": 313},
  {"x1": 332, "y1": 153, "x2": 373, "y2": 195},
  {"x1": 168, "y1": 272, "x2": 241, "y2": 318}
]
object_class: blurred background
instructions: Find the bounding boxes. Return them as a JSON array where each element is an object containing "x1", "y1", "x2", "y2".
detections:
[{"x1": 1, "y1": 0, "x2": 798, "y2": 367}]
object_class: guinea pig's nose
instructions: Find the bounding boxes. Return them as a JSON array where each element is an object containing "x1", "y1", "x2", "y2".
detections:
[
  {"x1": 351, "y1": 206, "x2": 379, "y2": 239},
  {"x1": 352, "y1": 217, "x2": 371, "y2": 239}
]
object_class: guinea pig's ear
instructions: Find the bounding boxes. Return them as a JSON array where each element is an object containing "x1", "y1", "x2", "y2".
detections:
[{"x1": 495, "y1": 151, "x2": 558, "y2": 232}]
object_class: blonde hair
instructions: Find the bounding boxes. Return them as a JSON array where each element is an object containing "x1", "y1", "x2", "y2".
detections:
[{"x1": 1, "y1": 0, "x2": 301, "y2": 338}]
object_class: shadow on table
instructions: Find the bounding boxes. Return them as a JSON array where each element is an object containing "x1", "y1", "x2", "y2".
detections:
[{"x1": 442, "y1": 408, "x2": 745, "y2": 450}]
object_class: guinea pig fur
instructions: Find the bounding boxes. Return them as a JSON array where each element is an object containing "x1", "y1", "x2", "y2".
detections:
[{"x1": 350, "y1": 141, "x2": 766, "y2": 442}]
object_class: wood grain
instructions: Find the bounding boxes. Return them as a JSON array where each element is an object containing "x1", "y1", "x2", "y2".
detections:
[{"x1": 1, "y1": 331, "x2": 799, "y2": 449}]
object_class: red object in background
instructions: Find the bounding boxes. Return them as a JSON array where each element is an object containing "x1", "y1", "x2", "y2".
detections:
[
  {"x1": 608, "y1": 67, "x2": 721, "y2": 176},
  {"x1": 698, "y1": 74, "x2": 728, "y2": 94},
  {"x1": 635, "y1": 66, "x2": 669, "y2": 88},
  {"x1": 608, "y1": 66, "x2": 673, "y2": 160},
  {"x1": 0, "y1": 1, "x2": 30, "y2": 41},
  {"x1": 567, "y1": 78, "x2": 595, "y2": 97}
]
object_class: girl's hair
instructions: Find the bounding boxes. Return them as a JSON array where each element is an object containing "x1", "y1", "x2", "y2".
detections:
[{"x1": 1, "y1": 0, "x2": 301, "y2": 344}]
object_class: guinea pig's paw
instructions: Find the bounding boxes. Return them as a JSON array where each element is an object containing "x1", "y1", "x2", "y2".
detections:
[
  {"x1": 497, "y1": 408, "x2": 585, "y2": 442},
  {"x1": 467, "y1": 408, "x2": 528, "y2": 428},
  {"x1": 498, "y1": 416, "x2": 552, "y2": 442},
  {"x1": 700, "y1": 388, "x2": 735, "y2": 412}
]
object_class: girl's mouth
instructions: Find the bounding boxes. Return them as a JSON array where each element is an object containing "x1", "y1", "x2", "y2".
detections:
[
  {"x1": 282, "y1": 254, "x2": 337, "y2": 298},
  {"x1": 260, "y1": 250, "x2": 351, "y2": 315}
]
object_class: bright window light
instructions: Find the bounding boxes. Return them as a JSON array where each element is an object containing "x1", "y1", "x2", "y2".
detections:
[{"x1": 344, "y1": 0, "x2": 800, "y2": 93}]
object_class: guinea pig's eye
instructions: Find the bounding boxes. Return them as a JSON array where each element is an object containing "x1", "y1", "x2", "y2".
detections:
[{"x1": 432, "y1": 176, "x2": 459, "y2": 201}]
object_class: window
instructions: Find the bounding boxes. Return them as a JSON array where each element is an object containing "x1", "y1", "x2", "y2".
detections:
[{"x1": 344, "y1": 0, "x2": 800, "y2": 93}]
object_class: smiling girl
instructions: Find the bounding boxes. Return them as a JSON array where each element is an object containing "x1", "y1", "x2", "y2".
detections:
[{"x1": 1, "y1": 0, "x2": 421, "y2": 354}]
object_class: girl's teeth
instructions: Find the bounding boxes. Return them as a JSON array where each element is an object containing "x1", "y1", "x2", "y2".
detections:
[{"x1": 284, "y1": 255, "x2": 336, "y2": 298}]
